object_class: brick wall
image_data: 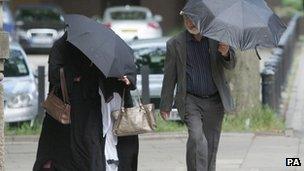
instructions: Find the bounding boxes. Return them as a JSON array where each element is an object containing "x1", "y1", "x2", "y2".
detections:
[
  {"x1": 141, "y1": 0, "x2": 186, "y2": 34},
  {"x1": 11, "y1": 0, "x2": 105, "y2": 17},
  {"x1": 10, "y1": 0, "x2": 186, "y2": 34}
]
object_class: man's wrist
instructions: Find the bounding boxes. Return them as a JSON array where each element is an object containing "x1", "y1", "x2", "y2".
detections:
[{"x1": 222, "y1": 51, "x2": 230, "y2": 60}]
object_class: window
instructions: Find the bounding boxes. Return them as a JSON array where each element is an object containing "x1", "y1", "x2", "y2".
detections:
[
  {"x1": 110, "y1": 11, "x2": 147, "y2": 20},
  {"x1": 16, "y1": 8, "x2": 62, "y2": 22},
  {"x1": 4, "y1": 50, "x2": 29, "y2": 77},
  {"x1": 134, "y1": 47, "x2": 166, "y2": 74}
]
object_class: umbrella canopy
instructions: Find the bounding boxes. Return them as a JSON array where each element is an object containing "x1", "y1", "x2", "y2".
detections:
[
  {"x1": 182, "y1": 0, "x2": 286, "y2": 51},
  {"x1": 63, "y1": 14, "x2": 137, "y2": 80}
]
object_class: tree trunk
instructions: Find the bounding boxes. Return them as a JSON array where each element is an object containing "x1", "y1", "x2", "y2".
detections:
[
  {"x1": 226, "y1": 50, "x2": 261, "y2": 113},
  {"x1": 0, "y1": 1, "x2": 9, "y2": 170}
]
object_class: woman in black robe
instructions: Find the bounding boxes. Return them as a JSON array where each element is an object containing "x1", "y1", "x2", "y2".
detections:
[
  {"x1": 34, "y1": 33, "x2": 139, "y2": 171},
  {"x1": 33, "y1": 34, "x2": 105, "y2": 171}
]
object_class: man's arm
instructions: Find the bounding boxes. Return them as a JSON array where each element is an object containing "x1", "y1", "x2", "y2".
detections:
[{"x1": 160, "y1": 41, "x2": 177, "y2": 114}]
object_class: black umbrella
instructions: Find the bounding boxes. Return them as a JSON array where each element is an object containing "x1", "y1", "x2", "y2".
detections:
[
  {"x1": 63, "y1": 14, "x2": 137, "y2": 81},
  {"x1": 181, "y1": 0, "x2": 286, "y2": 52}
]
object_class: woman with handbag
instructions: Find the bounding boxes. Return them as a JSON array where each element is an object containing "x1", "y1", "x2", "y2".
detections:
[
  {"x1": 99, "y1": 77, "x2": 139, "y2": 171},
  {"x1": 33, "y1": 33, "x2": 106, "y2": 171},
  {"x1": 100, "y1": 76, "x2": 156, "y2": 171},
  {"x1": 34, "y1": 32, "x2": 141, "y2": 171}
]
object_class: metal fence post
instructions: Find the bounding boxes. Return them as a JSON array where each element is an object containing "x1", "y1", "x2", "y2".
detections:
[
  {"x1": 141, "y1": 65, "x2": 150, "y2": 104},
  {"x1": 36, "y1": 66, "x2": 45, "y2": 124},
  {"x1": 261, "y1": 67, "x2": 276, "y2": 110}
]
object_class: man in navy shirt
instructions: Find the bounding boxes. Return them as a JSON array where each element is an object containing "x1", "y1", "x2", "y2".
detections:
[{"x1": 160, "y1": 15, "x2": 236, "y2": 171}]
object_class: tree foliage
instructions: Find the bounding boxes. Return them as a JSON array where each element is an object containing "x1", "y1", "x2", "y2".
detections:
[{"x1": 282, "y1": 0, "x2": 303, "y2": 11}]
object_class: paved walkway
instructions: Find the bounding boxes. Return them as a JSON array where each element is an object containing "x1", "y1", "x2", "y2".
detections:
[
  {"x1": 285, "y1": 43, "x2": 304, "y2": 136},
  {"x1": 4, "y1": 133, "x2": 304, "y2": 171}
]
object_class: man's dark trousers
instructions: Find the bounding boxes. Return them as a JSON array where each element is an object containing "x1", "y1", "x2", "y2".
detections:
[{"x1": 184, "y1": 93, "x2": 224, "y2": 171}]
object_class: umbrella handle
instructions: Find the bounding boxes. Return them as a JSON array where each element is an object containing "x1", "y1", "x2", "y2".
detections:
[{"x1": 255, "y1": 44, "x2": 261, "y2": 60}]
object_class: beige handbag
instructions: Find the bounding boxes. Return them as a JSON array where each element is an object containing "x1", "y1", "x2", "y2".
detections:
[
  {"x1": 112, "y1": 90, "x2": 156, "y2": 136},
  {"x1": 42, "y1": 68, "x2": 71, "y2": 124}
]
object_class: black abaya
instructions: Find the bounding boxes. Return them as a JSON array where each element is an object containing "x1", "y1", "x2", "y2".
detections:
[{"x1": 33, "y1": 34, "x2": 105, "y2": 171}]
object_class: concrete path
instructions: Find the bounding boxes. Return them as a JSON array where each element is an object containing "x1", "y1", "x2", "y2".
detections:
[
  {"x1": 285, "y1": 43, "x2": 304, "y2": 136},
  {"x1": 4, "y1": 133, "x2": 304, "y2": 171}
]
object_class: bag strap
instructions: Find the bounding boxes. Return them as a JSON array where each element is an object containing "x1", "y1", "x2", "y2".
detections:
[
  {"x1": 133, "y1": 89, "x2": 155, "y2": 129},
  {"x1": 120, "y1": 89, "x2": 144, "y2": 108},
  {"x1": 60, "y1": 68, "x2": 70, "y2": 104},
  {"x1": 120, "y1": 88, "x2": 126, "y2": 108}
]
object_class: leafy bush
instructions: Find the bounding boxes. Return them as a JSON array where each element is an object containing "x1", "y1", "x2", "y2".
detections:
[{"x1": 282, "y1": 0, "x2": 303, "y2": 11}]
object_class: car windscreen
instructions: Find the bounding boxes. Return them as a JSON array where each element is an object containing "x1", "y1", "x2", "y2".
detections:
[
  {"x1": 134, "y1": 47, "x2": 165, "y2": 74},
  {"x1": 110, "y1": 11, "x2": 147, "y2": 20},
  {"x1": 4, "y1": 49, "x2": 29, "y2": 77},
  {"x1": 16, "y1": 8, "x2": 62, "y2": 22}
]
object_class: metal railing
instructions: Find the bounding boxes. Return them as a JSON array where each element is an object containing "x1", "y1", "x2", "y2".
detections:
[{"x1": 261, "y1": 14, "x2": 302, "y2": 113}]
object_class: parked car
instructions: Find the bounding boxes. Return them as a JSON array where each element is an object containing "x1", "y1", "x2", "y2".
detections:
[
  {"x1": 3, "y1": 43, "x2": 38, "y2": 123},
  {"x1": 103, "y1": 5, "x2": 163, "y2": 42},
  {"x1": 129, "y1": 37, "x2": 180, "y2": 120},
  {"x1": 3, "y1": 2, "x2": 16, "y2": 40},
  {"x1": 15, "y1": 5, "x2": 65, "y2": 52}
]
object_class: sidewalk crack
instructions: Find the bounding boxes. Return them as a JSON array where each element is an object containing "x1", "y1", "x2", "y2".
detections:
[{"x1": 239, "y1": 134, "x2": 256, "y2": 168}]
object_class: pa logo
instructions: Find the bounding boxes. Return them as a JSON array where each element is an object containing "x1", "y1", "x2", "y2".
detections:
[{"x1": 286, "y1": 158, "x2": 301, "y2": 166}]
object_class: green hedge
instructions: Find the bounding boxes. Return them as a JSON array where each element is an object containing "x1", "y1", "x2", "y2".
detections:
[{"x1": 282, "y1": 0, "x2": 303, "y2": 11}]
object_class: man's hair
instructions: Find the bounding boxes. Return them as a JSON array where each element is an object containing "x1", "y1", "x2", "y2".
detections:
[
  {"x1": 180, "y1": 10, "x2": 190, "y2": 20},
  {"x1": 182, "y1": 14, "x2": 191, "y2": 22}
]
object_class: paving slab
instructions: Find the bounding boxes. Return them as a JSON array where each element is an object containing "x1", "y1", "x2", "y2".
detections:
[
  {"x1": 241, "y1": 136, "x2": 300, "y2": 170},
  {"x1": 3, "y1": 133, "x2": 304, "y2": 171}
]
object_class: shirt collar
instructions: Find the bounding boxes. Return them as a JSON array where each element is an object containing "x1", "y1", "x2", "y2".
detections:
[
  {"x1": 186, "y1": 31, "x2": 206, "y2": 42},
  {"x1": 186, "y1": 31, "x2": 195, "y2": 42}
]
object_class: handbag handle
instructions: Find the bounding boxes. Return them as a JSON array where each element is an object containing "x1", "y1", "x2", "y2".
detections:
[
  {"x1": 120, "y1": 89, "x2": 143, "y2": 109},
  {"x1": 60, "y1": 68, "x2": 70, "y2": 104}
]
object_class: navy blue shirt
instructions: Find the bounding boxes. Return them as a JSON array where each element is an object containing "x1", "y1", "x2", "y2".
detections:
[{"x1": 186, "y1": 32, "x2": 218, "y2": 97}]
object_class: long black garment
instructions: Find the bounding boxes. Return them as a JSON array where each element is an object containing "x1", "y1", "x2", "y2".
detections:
[
  {"x1": 33, "y1": 34, "x2": 105, "y2": 171},
  {"x1": 117, "y1": 135, "x2": 139, "y2": 171}
]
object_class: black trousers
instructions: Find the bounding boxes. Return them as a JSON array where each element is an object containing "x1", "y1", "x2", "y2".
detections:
[{"x1": 117, "y1": 135, "x2": 139, "y2": 171}]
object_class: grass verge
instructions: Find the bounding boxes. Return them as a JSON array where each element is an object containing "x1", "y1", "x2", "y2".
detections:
[
  {"x1": 222, "y1": 106, "x2": 285, "y2": 133},
  {"x1": 155, "y1": 115, "x2": 186, "y2": 132},
  {"x1": 5, "y1": 122, "x2": 42, "y2": 136},
  {"x1": 155, "y1": 105, "x2": 284, "y2": 133},
  {"x1": 5, "y1": 106, "x2": 284, "y2": 135}
]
